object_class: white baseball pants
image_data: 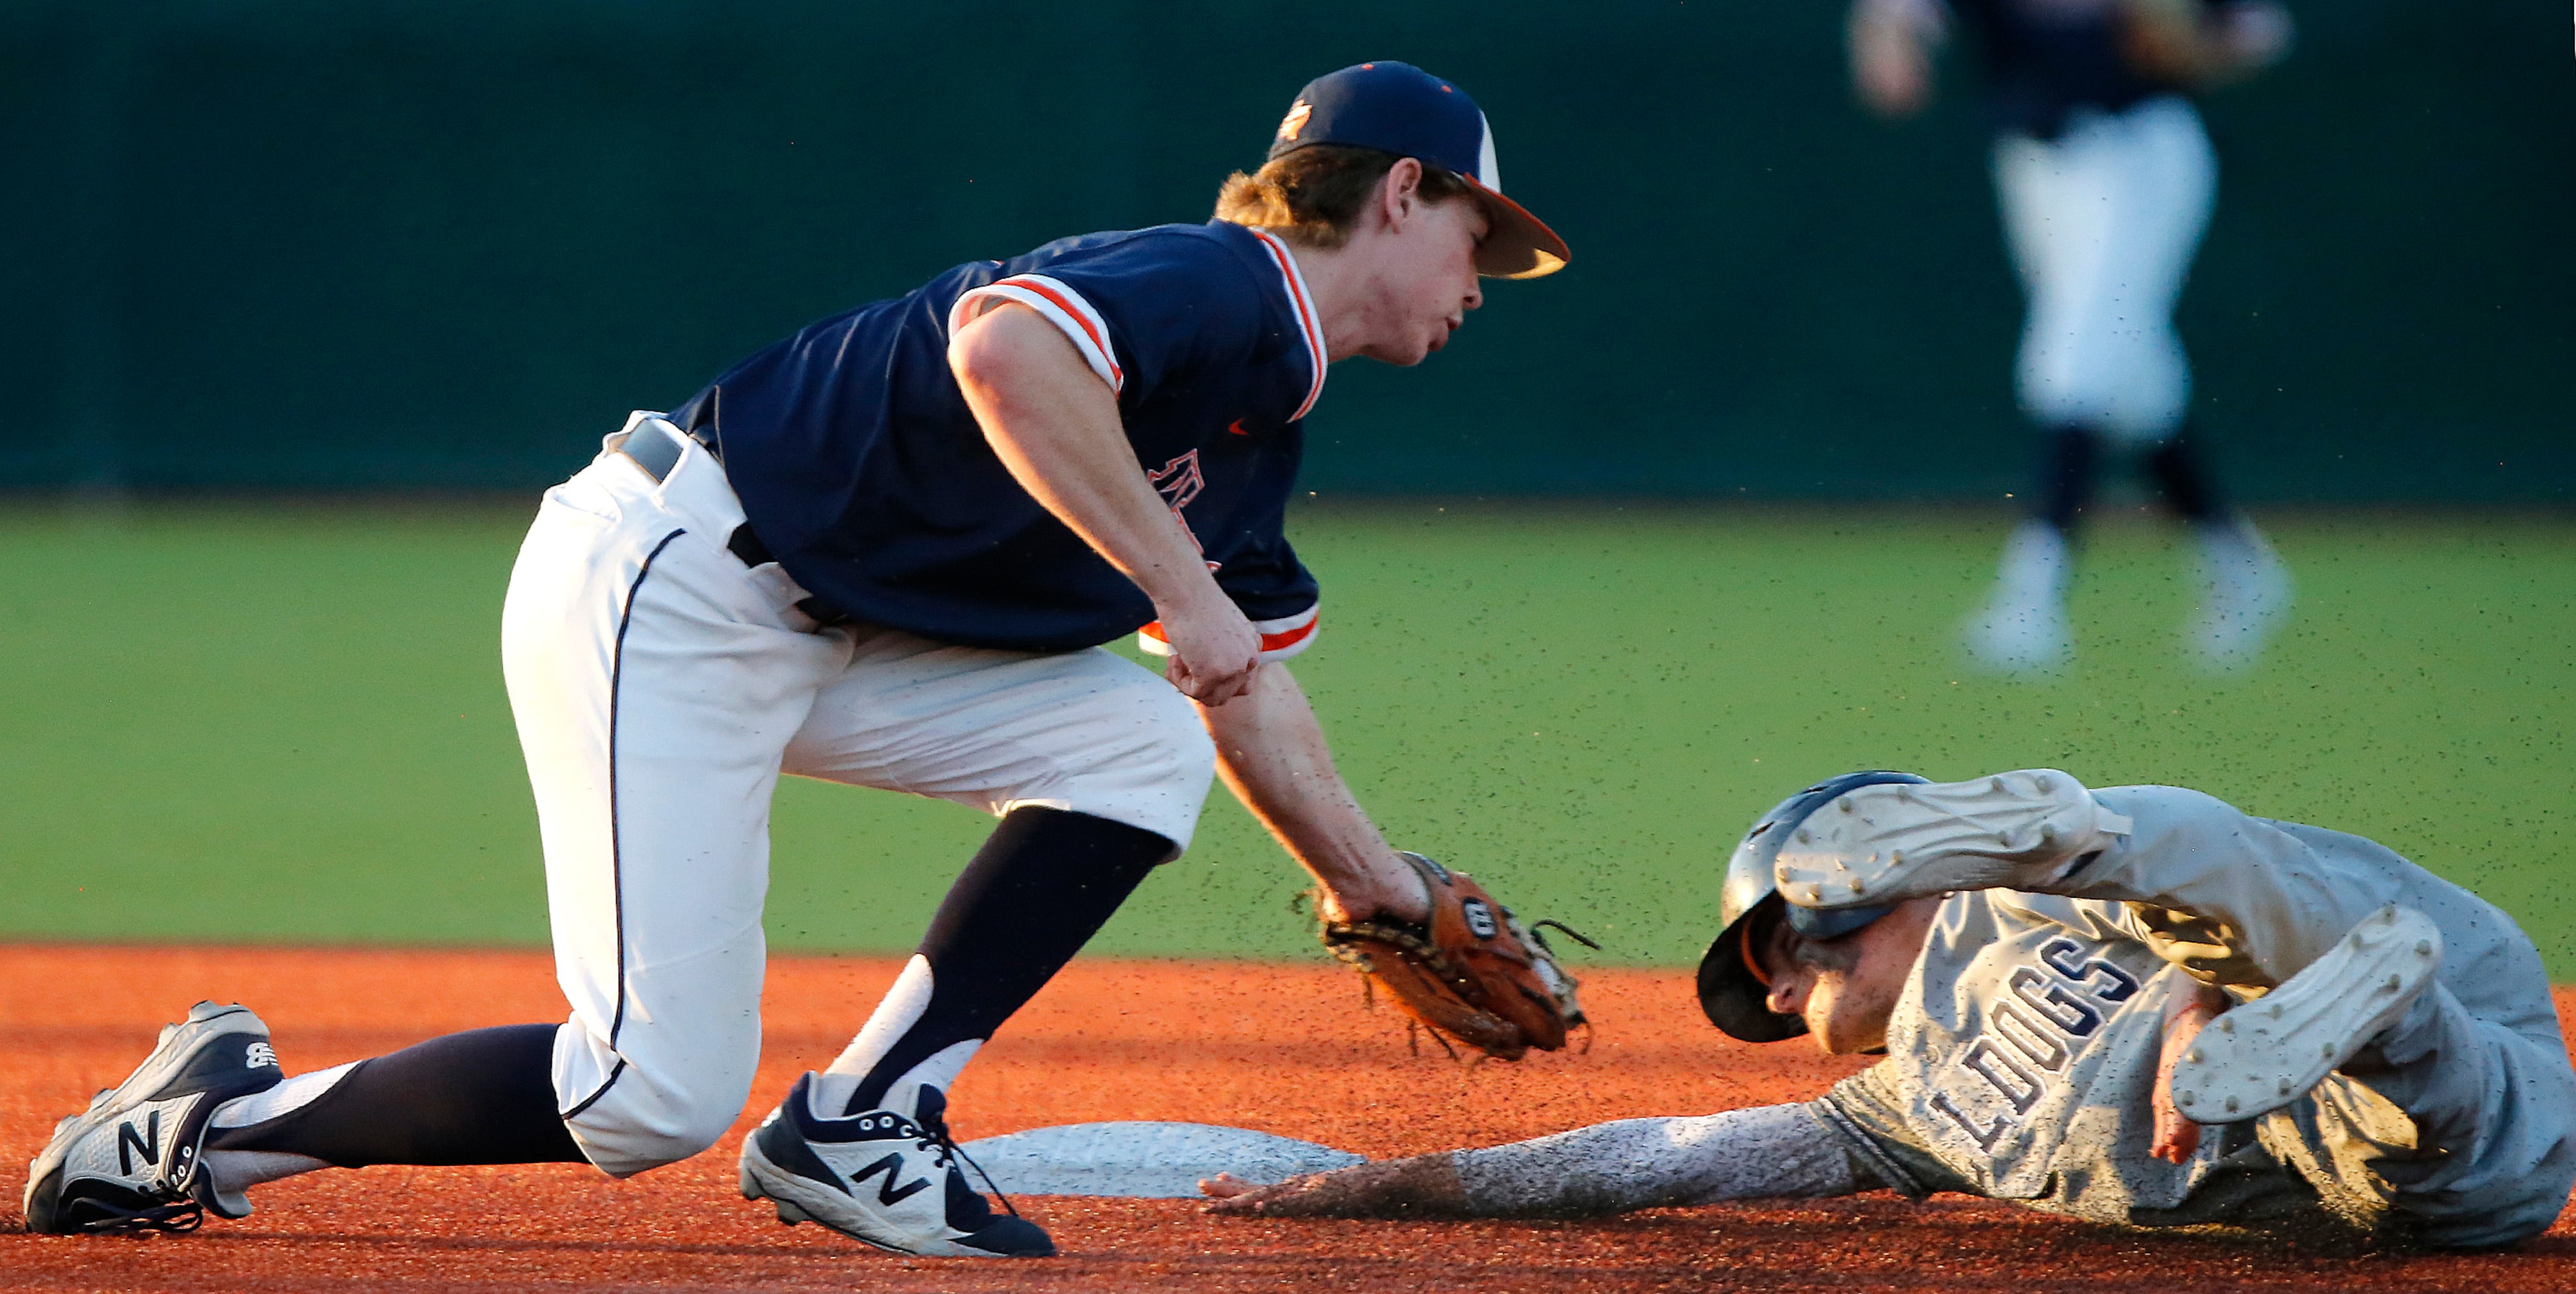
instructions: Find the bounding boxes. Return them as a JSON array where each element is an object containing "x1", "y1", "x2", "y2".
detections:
[
  {"x1": 1994, "y1": 95, "x2": 2217, "y2": 444},
  {"x1": 501, "y1": 414, "x2": 1215, "y2": 1177}
]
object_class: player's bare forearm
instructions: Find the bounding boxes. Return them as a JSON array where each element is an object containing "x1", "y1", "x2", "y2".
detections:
[
  {"x1": 1848, "y1": 0, "x2": 1942, "y2": 116},
  {"x1": 1208, "y1": 1108, "x2": 1871, "y2": 1219},
  {"x1": 1197, "y1": 664, "x2": 1427, "y2": 923},
  {"x1": 950, "y1": 303, "x2": 1259, "y2": 704},
  {"x1": 2153, "y1": 978, "x2": 2229, "y2": 1162},
  {"x1": 1202, "y1": 1156, "x2": 1470, "y2": 1218},
  {"x1": 2120, "y1": 0, "x2": 2293, "y2": 88}
]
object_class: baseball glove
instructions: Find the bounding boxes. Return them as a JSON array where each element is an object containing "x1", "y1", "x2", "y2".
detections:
[{"x1": 1320, "y1": 852, "x2": 1594, "y2": 1062}]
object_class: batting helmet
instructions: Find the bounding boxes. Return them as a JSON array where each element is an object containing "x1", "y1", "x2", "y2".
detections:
[{"x1": 1695, "y1": 770, "x2": 1932, "y2": 1043}]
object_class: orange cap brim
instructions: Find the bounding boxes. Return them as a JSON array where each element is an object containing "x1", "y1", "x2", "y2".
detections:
[{"x1": 1464, "y1": 178, "x2": 1568, "y2": 280}]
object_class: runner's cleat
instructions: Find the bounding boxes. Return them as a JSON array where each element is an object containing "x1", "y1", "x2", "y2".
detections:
[
  {"x1": 2170, "y1": 905, "x2": 2442, "y2": 1125},
  {"x1": 1772, "y1": 769, "x2": 2134, "y2": 911}
]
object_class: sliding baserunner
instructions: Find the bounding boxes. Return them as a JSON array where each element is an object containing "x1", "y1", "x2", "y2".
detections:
[{"x1": 1210, "y1": 770, "x2": 2575, "y2": 1251}]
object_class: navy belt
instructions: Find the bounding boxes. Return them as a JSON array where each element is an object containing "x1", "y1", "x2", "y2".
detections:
[{"x1": 615, "y1": 420, "x2": 856, "y2": 628}]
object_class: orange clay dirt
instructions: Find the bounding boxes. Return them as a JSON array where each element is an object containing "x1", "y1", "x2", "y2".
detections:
[{"x1": 3, "y1": 945, "x2": 2572, "y2": 1293}]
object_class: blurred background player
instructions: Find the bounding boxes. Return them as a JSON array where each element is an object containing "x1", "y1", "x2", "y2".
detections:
[{"x1": 1848, "y1": 0, "x2": 2298, "y2": 674}]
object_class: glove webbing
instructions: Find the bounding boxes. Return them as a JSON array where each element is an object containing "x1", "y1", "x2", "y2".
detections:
[{"x1": 1321, "y1": 917, "x2": 1493, "y2": 1003}]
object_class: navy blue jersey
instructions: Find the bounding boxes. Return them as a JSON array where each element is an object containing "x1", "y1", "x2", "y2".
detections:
[
  {"x1": 1946, "y1": 0, "x2": 2223, "y2": 138},
  {"x1": 668, "y1": 220, "x2": 1327, "y2": 657}
]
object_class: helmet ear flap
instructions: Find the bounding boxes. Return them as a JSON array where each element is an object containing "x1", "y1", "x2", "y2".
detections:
[{"x1": 1697, "y1": 893, "x2": 1807, "y2": 1043}]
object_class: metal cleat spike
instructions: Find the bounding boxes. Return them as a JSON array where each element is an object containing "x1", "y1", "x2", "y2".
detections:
[
  {"x1": 1990, "y1": 777, "x2": 2006, "y2": 792},
  {"x1": 2384, "y1": 974, "x2": 2402, "y2": 991},
  {"x1": 2034, "y1": 775, "x2": 2054, "y2": 792},
  {"x1": 2277, "y1": 1078, "x2": 2293, "y2": 1096},
  {"x1": 1840, "y1": 799, "x2": 1855, "y2": 813},
  {"x1": 2176, "y1": 1091, "x2": 2196, "y2": 1107},
  {"x1": 2218, "y1": 1017, "x2": 2234, "y2": 1034},
  {"x1": 2267, "y1": 1003, "x2": 2282, "y2": 1019},
  {"x1": 2415, "y1": 941, "x2": 2432, "y2": 956},
  {"x1": 2186, "y1": 1048, "x2": 2203, "y2": 1065},
  {"x1": 2320, "y1": 1043, "x2": 2336, "y2": 1058},
  {"x1": 1846, "y1": 879, "x2": 1866, "y2": 894},
  {"x1": 2225, "y1": 1096, "x2": 2240, "y2": 1113}
]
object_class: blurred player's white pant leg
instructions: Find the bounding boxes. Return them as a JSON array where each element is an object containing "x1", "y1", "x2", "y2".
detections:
[
  {"x1": 504, "y1": 420, "x2": 852, "y2": 1177},
  {"x1": 1994, "y1": 96, "x2": 2216, "y2": 444},
  {"x1": 2063, "y1": 785, "x2": 2576, "y2": 1246}
]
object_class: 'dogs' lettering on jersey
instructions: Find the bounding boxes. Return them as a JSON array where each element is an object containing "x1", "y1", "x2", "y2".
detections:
[{"x1": 1928, "y1": 935, "x2": 2141, "y2": 1151}]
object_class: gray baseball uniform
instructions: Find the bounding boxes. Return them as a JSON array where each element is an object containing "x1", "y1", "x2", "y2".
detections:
[{"x1": 1452, "y1": 786, "x2": 2575, "y2": 1249}]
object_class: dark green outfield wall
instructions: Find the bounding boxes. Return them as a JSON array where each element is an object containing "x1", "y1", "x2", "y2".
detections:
[{"x1": 2, "y1": 1, "x2": 2568, "y2": 500}]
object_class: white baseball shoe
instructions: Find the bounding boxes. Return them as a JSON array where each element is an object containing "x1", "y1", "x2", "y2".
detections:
[
  {"x1": 22, "y1": 1002, "x2": 284, "y2": 1235},
  {"x1": 2169, "y1": 905, "x2": 2442, "y2": 1125},
  {"x1": 739, "y1": 1073, "x2": 1053, "y2": 1258},
  {"x1": 1771, "y1": 769, "x2": 2134, "y2": 910},
  {"x1": 2188, "y1": 520, "x2": 2292, "y2": 673},
  {"x1": 1966, "y1": 520, "x2": 2073, "y2": 677}
]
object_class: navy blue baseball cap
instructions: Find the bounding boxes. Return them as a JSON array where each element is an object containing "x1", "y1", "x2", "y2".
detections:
[{"x1": 1268, "y1": 61, "x2": 1569, "y2": 280}]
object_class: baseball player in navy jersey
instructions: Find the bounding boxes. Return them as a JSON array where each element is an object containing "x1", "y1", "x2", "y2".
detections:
[
  {"x1": 1209, "y1": 770, "x2": 2576, "y2": 1251},
  {"x1": 25, "y1": 61, "x2": 1569, "y2": 1258},
  {"x1": 1850, "y1": 0, "x2": 2297, "y2": 674}
]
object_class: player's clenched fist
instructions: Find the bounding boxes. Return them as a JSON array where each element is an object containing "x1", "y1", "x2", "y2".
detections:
[{"x1": 1153, "y1": 590, "x2": 1263, "y2": 706}]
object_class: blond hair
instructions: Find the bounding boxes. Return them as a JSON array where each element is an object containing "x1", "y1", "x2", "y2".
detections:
[{"x1": 1213, "y1": 145, "x2": 1478, "y2": 249}]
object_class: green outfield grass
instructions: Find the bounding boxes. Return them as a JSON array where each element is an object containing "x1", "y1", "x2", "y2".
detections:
[{"x1": 2, "y1": 500, "x2": 2570, "y2": 975}]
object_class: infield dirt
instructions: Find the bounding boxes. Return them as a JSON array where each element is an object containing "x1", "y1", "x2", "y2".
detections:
[{"x1": 3, "y1": 946, "x2": 2570, "y2": 1293}]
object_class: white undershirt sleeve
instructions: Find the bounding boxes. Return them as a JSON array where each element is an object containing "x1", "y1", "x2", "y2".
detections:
[{"x1": 1451, "y1": 1102, "x2": 1878, "y2": 1218}]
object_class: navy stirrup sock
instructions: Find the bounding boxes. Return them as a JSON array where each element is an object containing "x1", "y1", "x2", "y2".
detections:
[
  {"x1": 846, "y1": 806, "x2": 1173, "y2": 1115},
  {"x1": 209, "y1": 1024, "x2": 586, "y2": 1167},
  {"x1": 2037, "y1": 422, "x2": 2101, "y2": 535},
  {"x1": 2145, "y1": 429, "x2": 2226, "y2": 523}
]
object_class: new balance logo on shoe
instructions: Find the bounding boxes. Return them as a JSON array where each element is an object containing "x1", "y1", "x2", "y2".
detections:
[
  {"x1": 23, "y1": 1003, "x2": 287, "y2": 1237},
  {"x1": 847, "y1": 1152, "x2": 933, "y2": 1206},
  {"x1": 116, "y1": 1111, "x2": 161, "y2": 1177}
]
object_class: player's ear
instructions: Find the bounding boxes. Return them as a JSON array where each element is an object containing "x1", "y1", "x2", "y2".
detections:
[{"x1": 1378, "y1": 156, "x2": 1424, "y2": 229}]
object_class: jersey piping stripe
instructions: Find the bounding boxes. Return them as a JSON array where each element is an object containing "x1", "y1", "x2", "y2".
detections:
[
  {"x1": 947, "y1": 274, "x2": 1124, "y2": 393},
  {"x1": 1247, "y1": 229, "x2": 1327, "y2": 422},
  {"x1": 561, "y1": 526, "x2": 686, "y2": 1123},
  {"x1": 1136, "y1": 602, "x2": 1319, "y2": 663}
]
